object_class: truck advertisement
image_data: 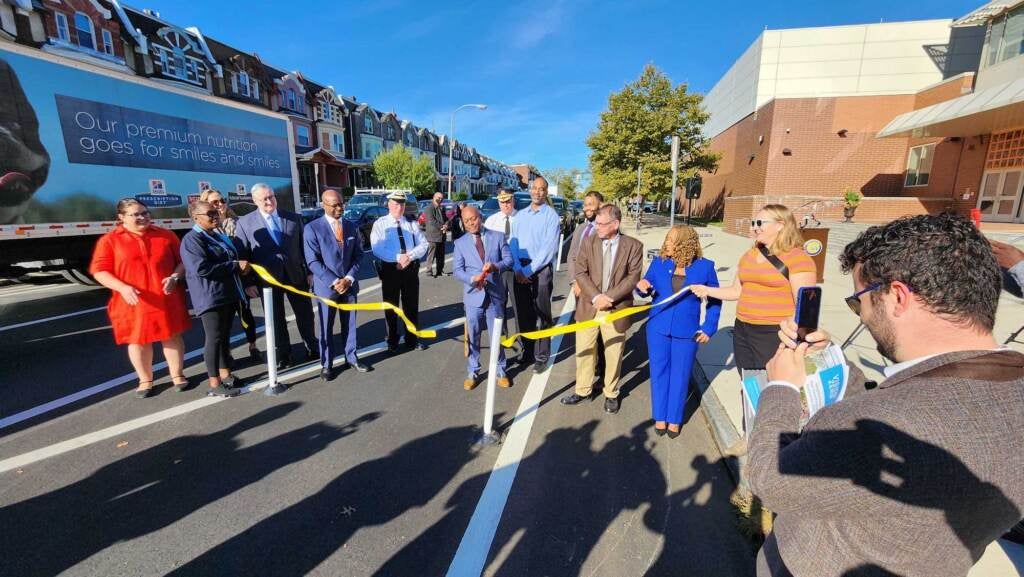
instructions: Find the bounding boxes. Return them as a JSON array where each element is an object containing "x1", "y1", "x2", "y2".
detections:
[{"x1": 0, "y1": 43, "x2": 297, "y2": 276}]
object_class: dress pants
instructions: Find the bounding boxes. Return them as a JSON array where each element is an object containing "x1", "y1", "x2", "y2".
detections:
[
  {"x1": 499, "y1": 269, "x2": 521, "y2": 352},
  {"x1": 199, "y1": 303, "x2": 235, "y2": 378},
  {"x1": 513, "y1": 264, "x2": 553, "y2": 363},
  {"x1": 261, "y1": 285, "x2": 317, "y2": 361},
  {"x1": 425, "y1": 240, "x2": 445, "y2": 275},
  {"x1": 316, "y1": 291, "x2": 358, "y2": 369},
  {"x1": 379, "y1": 261, "x2": 421, "y2": 347},
  {"x1": 574, "y1": 321, "x2": 626, "y2": 398},
  {"x1": 647, "y1": 331, "x2": 698, "y2": 425},
  {"x1": 465, "y1": 295, "x2": 506, "y2": 378}
]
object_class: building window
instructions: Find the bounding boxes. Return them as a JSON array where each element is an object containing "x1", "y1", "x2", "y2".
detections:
[
  {"x1": 984, "y1": 6, "x2": 1024, "y2": 68},
  {"x1": 362, "y1": 116, "x2": 373, "y2": 134},
  {"x1": 55, "y1": 13, "x2": 70, "y2": 42},
  {"x1": 74, "y1": 12, "x2": 95, "y2": 51},
  {"x1": 331, "y1": 133, "x2": 344, "y2": 153},
  {"x1": 101, "y1": 29, "x2": 114, "y2": 55},
  {"x1": 296, "y1": 125, "x2": 310, "y2": 147},
  {"x1": 905, "y1": 144, "x2": 934, "y2": 187},
  {"x1": 320, "y1": 101, "x2": 333, "y2": 122}
]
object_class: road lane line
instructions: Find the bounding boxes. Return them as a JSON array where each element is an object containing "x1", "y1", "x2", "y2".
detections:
[
  {"x1": 0, "y1": 306, "x2": 108, "y2": 333},
  {"x1": 0, "y1": 316, "x2": 467, "y2": 474},
  {"x1": 446, "y1": 293, "x2": 577, "y2": 577},
  {"x1": 0, "y1": 276, "x2": 399, "y2": 430}
]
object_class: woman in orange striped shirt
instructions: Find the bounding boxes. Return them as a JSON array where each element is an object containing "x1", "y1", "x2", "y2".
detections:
[{"x1": 691, "y1": 204, "x2": 817, "y2": 373}]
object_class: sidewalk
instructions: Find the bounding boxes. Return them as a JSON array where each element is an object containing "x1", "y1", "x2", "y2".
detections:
[{"x1": 627, "y1": 217, "x2": 1024, "y2": 576}]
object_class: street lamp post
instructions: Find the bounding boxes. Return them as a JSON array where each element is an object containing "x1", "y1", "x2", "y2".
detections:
[{"x1": 447, "y1": 103, "x2": 487, "y2": 200}]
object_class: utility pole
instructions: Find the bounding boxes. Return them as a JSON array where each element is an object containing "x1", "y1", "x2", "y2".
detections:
[{"x1": 670, "y1": 135, "x2": 679, "y2": 229}]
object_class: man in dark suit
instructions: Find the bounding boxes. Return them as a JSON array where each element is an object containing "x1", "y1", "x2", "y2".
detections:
[
  {"x1": 303, "y1": 189, "x2": 370, "y2": 381},
  {"x1": 752, "y1": 214, "x2": 1024, "y2": 577},
  {"x1": 561, "y1": 203, "x2": 643, "y2": 414},
  {"x1": 453, "y1": 205, "x2": 514, "y2": 390},
  {"x1": 423, "y1": 192, "x2": 448, "y2": 277},
  {"x1": 236, "y1": 182, "x2": 318, "y2": 369}
]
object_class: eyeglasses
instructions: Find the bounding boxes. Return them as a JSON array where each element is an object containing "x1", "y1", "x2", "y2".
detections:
[
  {"x1": 750, "y1": 219, "x2": 780, "y2": 228},
  {"x1": 323, "y1": 202, "x2": 343, "y2": 209},
  {"x1": 209, "y1": 199, "x2": 225, "y2": 206},
  {"x1": 845, "y1": 283, "x2": 882, "y2": 316},
  {"x1": 595, "y1": 220, "x2": 614, "y2": 226},
  {"x1": 125, "y1": 211, "x2": 150, "y2": 219},
  {"x1": 198, "y1": 211, "x2": 220, "y2": 219}
]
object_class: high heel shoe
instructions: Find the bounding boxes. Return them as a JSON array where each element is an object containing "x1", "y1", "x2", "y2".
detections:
[
  {"x1": 654, "y1": 426, "x2": 667, "y2": 437},
  {"x1": 667, "y1": 427, "x2": 681, "y2": 439},
  {"x1": 135, "y1": 380, "x2": 154, "y2": 398}
]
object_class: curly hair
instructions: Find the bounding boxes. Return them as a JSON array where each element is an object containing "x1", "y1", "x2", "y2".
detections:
[
  {"x1": 839, "y1": 212, "x2": 1001, "y2": 331},
  {"x1": 660, "y1": 225, "x2": 702, "y2": 266}
]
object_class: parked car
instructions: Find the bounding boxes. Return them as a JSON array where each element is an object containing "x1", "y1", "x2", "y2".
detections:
[
  {"x1": 643, "y1": 202, "x2": 655, "y2": 213},
  {"x1": 549, "y1": 195, "x2": 576, "y2": 235},
  {"x1": 300, "y1": 207, "x2": 324, "y2": 224},
  {"x1": 343, "y1": 205, "x2": 388, "y2": 249},
  {"x1": 416, "y1": 200, "x2": 458, "y2": 230},
  {"x1": 480, "y1": 198, "x2": 501, "y2": 221},
  {"x1": 348, "y1": 190, "x2": 419, "y2": 221}
]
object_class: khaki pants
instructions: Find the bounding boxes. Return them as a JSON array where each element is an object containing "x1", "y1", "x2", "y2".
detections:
[{"x1": 575, "y1": 322, "x2": 626, "y2": 398}]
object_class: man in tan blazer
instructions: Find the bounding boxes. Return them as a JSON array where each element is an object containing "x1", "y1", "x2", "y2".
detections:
[{"x1": 561, "y1": 203, "x2": 643, "y2": 413}]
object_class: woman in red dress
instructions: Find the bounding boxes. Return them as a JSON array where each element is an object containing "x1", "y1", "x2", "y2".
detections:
[{"x1": 90, "y1": 199, "x2": 192, "y2": 397}]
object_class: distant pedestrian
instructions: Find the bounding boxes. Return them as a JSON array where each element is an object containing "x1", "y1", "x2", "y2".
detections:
[
  {"x1": 89, "y1": 199, "x2": 191, "y2": 398},
  {"x1": 200, "y1": 188, "x2": 260, "y2": 361},
  {"x1": 635, "y1": 226, "x2": 721, "y2": 437},
  {"x1": 510, "y1": 176, "x2": 561, "y2": 374},
  {"x1": 369, "y1": 190, "x2": 429, "y2": 353},
  {"x1": 424, "y1": 192, "x2": 449, "y2": 277},
  {"x1": 180, "y1": 200, "x2": 248, "y2": 397}
]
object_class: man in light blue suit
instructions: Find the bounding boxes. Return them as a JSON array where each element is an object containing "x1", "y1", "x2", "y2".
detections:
[
  {"x1": 453, "y1": 205, "x2": 514, "y2": 390},
  {"x1": 303, "y1": 189, "x2": 370, "y2": 381}
]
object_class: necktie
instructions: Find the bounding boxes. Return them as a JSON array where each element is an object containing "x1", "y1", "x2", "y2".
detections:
[
  {"x1": 475, "y1": 233, "x2": 485, "y2": 262},
  {"x1": 504, "y1": 216, "x2": 511, "y2": 238},
  {"x1": 267, "y1": 214, "x2": 282, "y2": 246},
  {"x1": 396, "y1": 219, "x2": 407, "y2": 254},
  {"x1": 582, "y1": 222, "x2": 593, "y2": 241},
  {"x1": 332, "y1": 219, "x2": 344, "y2": 244},
  {"x1": 602, "y1": 241, "x2": 613, "y2": 292}
]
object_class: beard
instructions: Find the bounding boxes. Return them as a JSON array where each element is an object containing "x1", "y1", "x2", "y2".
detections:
[
  {"x1": 864, "y1": 304, "x2": 898, "y2": 364},
  {"x1": 585, "y1": 212, "x2": 596, "y2": 222}
]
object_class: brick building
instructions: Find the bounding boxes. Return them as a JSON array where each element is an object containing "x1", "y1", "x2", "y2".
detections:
[{"x1": 696, "y1": 18, "x2": 988, "y2": 234}]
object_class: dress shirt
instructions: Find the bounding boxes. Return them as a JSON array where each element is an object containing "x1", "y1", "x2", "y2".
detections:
[
  {"x1": 591, "y1": 233, "x2": 621, "y2": 304},
  {"x1": 484, "y1": 210, "x2": 516, "y2": 236},
  {"x1": 261, "y1": 210, "x2": 282, "y2": 244},
  {"x1": 510, "y1": 203, "x2": 560, "y2": 276},
  {"x1": 369, "y1": 215, "x2": 428, "y2": 262},
  {"x1": 324, "y1": 214, "x2": 356, "y2": 284}
]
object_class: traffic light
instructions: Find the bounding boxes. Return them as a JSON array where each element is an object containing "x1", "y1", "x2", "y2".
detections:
[{"x1": 685, "y1": 175, "x2": 702, "y2": 199}]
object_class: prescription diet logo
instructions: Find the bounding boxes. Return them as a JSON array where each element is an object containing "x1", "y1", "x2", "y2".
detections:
[{"x1": 54, "y1": 94, "x2": 291, "y2": 178}]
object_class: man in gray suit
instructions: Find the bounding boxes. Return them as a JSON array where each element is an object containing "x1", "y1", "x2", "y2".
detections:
[
  {"x1": 751, "y1": 213, "x2": 1024, "y2": 577},
  {"x1": 423, "y1": 192, "x2": 449, "y2": 277},
  {"x1": 236, "y1": 183, "x2": 318, "y2": 369}
]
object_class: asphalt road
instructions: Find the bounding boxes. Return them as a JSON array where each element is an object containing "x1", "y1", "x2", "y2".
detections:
[{"x1": 0, "y1": 236, "x2": 754, "y2": 577}]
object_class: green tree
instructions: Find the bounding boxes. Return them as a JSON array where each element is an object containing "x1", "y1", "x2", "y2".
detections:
[
  {"x1": 543, "y1": 167, "x2": 585, "y2": 199},
  {"x1": 586, "y1": 63, "x2": 718, "y2": 204},
  {"x1": 371, "y1": 144, "x2": 436, "y2": 197}
]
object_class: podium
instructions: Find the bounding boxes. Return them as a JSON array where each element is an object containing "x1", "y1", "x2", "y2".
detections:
[{"x1": 800, "y1": 228, "x2": 829, "y2": 283}]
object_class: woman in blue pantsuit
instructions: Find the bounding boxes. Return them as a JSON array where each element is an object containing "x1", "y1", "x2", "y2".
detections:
[{"x1": 636, "y1": 226, "x2": 721, "y2": 438}]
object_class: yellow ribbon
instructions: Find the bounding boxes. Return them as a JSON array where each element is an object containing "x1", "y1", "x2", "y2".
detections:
[{"x1": 249, "y1": 264, "x2": 437, "y2": 339}]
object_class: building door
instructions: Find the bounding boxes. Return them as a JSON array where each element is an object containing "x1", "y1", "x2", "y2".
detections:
[{"x1": 977, "y1": 170, "x2": 1024, "y2": 223}]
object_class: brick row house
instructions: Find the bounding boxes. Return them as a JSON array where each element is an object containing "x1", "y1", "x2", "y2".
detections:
[{"x1": 0, "y1": 0, "x2": 520, "y2": 207}]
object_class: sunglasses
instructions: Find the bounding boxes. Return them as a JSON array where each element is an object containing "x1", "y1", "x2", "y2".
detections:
[
  {"x1": 197, "y1": 211, "x2": 220, "y2": 219},
  {"x1": 750, "y1": 219, "x2": 779, "y2": 228},
  {"x1": 209, "y1": 199, "x2": 225, "y2": 206},
  {"x1": 845, "y1": 283, "x2": 882, "y2": 315}
]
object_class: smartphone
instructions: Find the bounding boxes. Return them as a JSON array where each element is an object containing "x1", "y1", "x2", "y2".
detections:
[{"x1": 794, "y1": 286, "x2": 822, "y2": 343}]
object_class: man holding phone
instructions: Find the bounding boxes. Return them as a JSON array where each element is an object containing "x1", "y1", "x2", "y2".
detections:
[{"x1": 748, "y1": 213, "x2": 1024, "y2": 577}]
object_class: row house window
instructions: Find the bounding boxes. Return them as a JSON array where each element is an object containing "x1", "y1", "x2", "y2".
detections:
[
  {"x1": 156, "y1": 47, "x2": 202, "y2": 84},
  {"x1": 101, "y1": 29, "x2": 114, "y2": 55},
  {"x1": 231, "y1": 72, "x2": 260, "y2": 100},
  {"x1": 404, "y1": 132, "x2": 414, "y2": 147},
  {"x1": 74, "y1": 12, "x2": 95, "y2": 51},
  {"x1": 331, "y1": 133, "x2": 344, "y2": 153},
  {"x1": 362, "y1": 116, "x2": 374, "y2": 134},
  {"x1": 320, "y1": 101, "x2": 334, "y2": 123},
  {"x1": 386, "y1": 124, "x2": 396, "y2": 140},
  {"x1": 283, "y1": 88, "x2": 305, "y2": 113},
  {"x1": 55, "y1": 13, "x2": 70, "y2": 42},
  {"x1": 296, "y1": 125, "x2": 311, "y2": 147}
]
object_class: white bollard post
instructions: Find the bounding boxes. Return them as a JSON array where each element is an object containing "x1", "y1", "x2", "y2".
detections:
[
  {"x1": 479, "y1": 317, "x2": 503, "y2": 445},
  {"x1": 555, "y1": 233, "x2": 565, "y2": 272},
  {"x1": 262, "y1": 287, "x2": 286, "y2": 396}
]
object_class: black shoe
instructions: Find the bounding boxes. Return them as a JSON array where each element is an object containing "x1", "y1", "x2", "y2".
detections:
[
  {"x1": 654, "y1": 427, "x2": 667, "y2": 437},
  {"x1": 667, "y1": 428, "x2": 681, "y2": 439},
  {"x1": 406, "y1": 341, "x2": 427, "y2": 351},
  {"x1": 249, "y1": 347, "x2": 262, "y2": 362},
  {"x1": 276, "y1": 357, "x2": 292, "y2": 371},
  {"x1": 387, "y1": 344, "x2": 400, "y2": 355},
  {"x1": 208, "y1": 384, "x2": 239, "y2": 397},
  {"x1": 222, "y1": 374, "x2": 243, "y2": 389},
  {"x1": 604, "y1": 397, "x2": 620, "y2": 414},
  {"x1": 303, "y1": 347, "x2": 319, "y2": 362},
  {"x1": 560, "y1": 392, "x2": 589, "y2": 405},
  {"x1": 320, "y1": 367, "x2": 335, "y2": 381},
  {"x1": 348, "y1": 360, "x2": 370, "y2": 373},
  {"x1": 533, "y1": 361, "x2": 546, "y2": 374}
]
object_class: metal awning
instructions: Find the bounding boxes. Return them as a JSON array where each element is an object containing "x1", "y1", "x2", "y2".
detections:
[
  {"x1": 953, "y1": 1, "x2": 1021, "y2": 27},
  {"x1": 877, "y1": 77, "x2": 1024, "y2": 138}
]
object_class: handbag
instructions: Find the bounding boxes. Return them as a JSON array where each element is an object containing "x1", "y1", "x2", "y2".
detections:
[{"x1": 757, "y1": 244, "x2": 790, "y2": 280}]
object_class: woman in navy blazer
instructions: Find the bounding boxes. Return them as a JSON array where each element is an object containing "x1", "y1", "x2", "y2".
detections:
[
  {"x1": 180, "y1": 200, "x2": 251, "y2": 397},
  {"x1": 635, "y1": 226, "x2": 721, "y2": 438}
]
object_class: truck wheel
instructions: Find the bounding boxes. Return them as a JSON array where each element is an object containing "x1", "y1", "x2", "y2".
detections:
[{"x1": 60, "y1": 267, "x2": 98, "y2": 286}]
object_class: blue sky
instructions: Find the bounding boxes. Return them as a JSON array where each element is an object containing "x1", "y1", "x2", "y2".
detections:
[{"x1": 138, "y1": 0, "x2": 980, "y2": 173}]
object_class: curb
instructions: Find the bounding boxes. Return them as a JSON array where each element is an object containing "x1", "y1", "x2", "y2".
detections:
[{"x1": 693, "y1": 353, "x2": 747, "y2": 491}]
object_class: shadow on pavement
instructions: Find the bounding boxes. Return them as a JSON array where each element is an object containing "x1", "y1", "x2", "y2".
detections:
[{"x1": 0, "y1": 403, "x2": 381, "y2": 577}]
